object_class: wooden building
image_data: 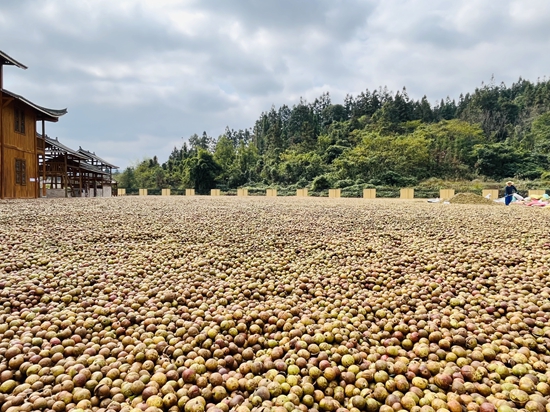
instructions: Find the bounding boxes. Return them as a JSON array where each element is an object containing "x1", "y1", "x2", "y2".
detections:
[
  {"x1": 36, "y1": 136, "x2": 118, "y2": 198},
  {"x1": 78, "y1": 147, "x2": 118, "y2": 197},
  {"x1": 1, "y1": 50, "x2": 67, "y2": 198}
]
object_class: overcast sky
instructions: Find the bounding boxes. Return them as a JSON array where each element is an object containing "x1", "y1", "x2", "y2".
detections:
[{"x1": 2, "y1": 0, "x2": 550, "y2": 169}]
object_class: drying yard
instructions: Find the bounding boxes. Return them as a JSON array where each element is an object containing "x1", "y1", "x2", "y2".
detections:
[{"x1": 0, "y1": 197, "x2": 549, "y2": 412}]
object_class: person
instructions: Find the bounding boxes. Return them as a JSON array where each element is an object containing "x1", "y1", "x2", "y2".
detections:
[{"x1": 504, "y1": 181, "x2": 518, "y2": 206}]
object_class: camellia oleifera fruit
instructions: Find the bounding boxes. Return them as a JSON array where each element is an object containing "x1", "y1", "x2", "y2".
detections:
[{"x1": 0, "y1": 197, "x2": 549, "y2": 412}]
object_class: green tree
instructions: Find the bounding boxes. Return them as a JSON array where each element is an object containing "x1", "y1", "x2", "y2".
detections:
[
  {"x1": 213, "y1": 135, "x2": 236, "y2": 186},
  {"x1": 412, "y1": 120, "x2": 484, "y2": 179},
  {"x1": 334, "y1": 132, "x2": 430, "y2": 183},
  {"x1": 114, "y1": 166, "x2": 137, "y2": 190},
  {"x1": 531, "y1": 112, "x2": 550, "y2": 154},
  {"x1": 133, "y1": 158, "x2": 163, "y2": 189},
  {"x1": 187, "y1": 150, "x2": 222, "y2": 194}
]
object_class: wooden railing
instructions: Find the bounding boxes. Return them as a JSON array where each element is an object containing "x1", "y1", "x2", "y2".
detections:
[{"x1": 36, "y1": 136, "x2": 45, "y2": 152}]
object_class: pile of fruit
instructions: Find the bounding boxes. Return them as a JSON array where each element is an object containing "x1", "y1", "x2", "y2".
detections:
[
  {"x1": 448, "y1": 194, "x2": 496, "y2": 205},
  {"x1": 0, "y1": 197, "x2": 549, "y2": 412}
]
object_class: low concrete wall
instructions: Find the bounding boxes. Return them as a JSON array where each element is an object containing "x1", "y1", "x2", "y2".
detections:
[
  {"x1": 102, "y1": 186, "x2": 112, "y2": 198},
  {"x1": 46, "y1": 189, "x2": 66, "y2": 198}
]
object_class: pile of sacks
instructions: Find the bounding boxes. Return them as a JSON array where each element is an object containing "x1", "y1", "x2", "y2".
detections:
[{"x1": 495, "y1": 192, "x2": 550, "y2": 207}]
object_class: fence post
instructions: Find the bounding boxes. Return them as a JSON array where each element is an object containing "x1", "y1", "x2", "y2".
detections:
[
  {"x1": 363, "y1": 188, "x2": 376, "y2": 199},
  {"x1": 439, "y1": 189, "x2": 454, "y2": 200},
  {"x1": 328, "y1": 189, "x2": 341, "y2": 198},
  {"x1": 482, "y1": 189, "x2": 499, "y2": 200},
  {"x1": 528, "y1": 189, "x2": 546, "y2": 198},
  {"x1": 400, "y1": 188, "x2": 414, "y2": 199}
]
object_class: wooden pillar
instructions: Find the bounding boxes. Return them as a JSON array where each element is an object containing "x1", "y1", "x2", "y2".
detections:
[
  {"x1": 0, "y1": 65, "x2": 4, "y2": 199},
  {"x1": 41, "y1": 121, "x2": 46, "y2": 197},
  {"x1": 63, "y1": 153, "x2": 68, "y2": 197},
  {"x1": 78, "y1": 164, "x2": 82, "y2": 197}
]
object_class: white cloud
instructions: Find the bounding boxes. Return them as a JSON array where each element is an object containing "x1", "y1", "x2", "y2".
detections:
[{"x1": 1, "y1": 0, "x2": 549, "y2": 168}]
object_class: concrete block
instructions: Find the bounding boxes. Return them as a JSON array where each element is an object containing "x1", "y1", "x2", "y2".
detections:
[
  {"x1": 400, "y1": 188, "x2": 414, "y2": 199},
  {"x1": 363, "y1": 188, "x2": 376, "y2": 199},
  {"x1": 440, "y1": 189, "x2": 455, "y2": 200},
  {"x1": 328, "y1": 189, "x2": 341, "y2": 198},
  {"x1": 482, "y1": 189, "x2": 499, "y2": 200},
  {"x1": 528, "y1": 190, "x2": 546, "y2": 198}
]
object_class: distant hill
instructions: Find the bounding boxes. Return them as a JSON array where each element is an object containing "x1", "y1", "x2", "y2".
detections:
[{"x1": 116, "y1": 78, "x2": 550, "y2": 194}]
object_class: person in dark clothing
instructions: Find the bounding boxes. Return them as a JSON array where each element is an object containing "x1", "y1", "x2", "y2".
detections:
[{"x1": 504, "y1": 181, "x2": 518, "y2": 205}]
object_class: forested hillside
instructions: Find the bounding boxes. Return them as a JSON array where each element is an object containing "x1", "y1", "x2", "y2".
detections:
[{"x1": 116, "y1": 78, "x2": 550, "y2": 194}]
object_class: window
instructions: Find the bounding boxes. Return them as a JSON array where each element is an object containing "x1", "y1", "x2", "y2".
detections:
[
  {"x1": 15, "y1": 159, "x2": 26, "y2": 186},
  {"x1": 14, "y1": 106, "x2": 25, "y2": 134}
]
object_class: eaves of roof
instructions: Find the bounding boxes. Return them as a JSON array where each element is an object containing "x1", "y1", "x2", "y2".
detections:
[
  {"x1": 78, "y1": 147, "x2": 118, "y2": 169},
  {"x1": 0, "y1": 50, "x2": 27, "y2": 69},
  {"x1": 2, "y1": 89, "x2": 67, "y2": 122},
  {"x1": 44, "y1": 136, "x2": 88, "y2": 160}
]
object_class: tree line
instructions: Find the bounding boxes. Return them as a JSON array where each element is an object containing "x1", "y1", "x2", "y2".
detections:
[{"x1": 116, "y1": 78, "x2": 550, "y2": 194}]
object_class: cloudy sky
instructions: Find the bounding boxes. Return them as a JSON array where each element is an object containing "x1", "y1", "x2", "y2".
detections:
[{"x1": 2, "y1": 0, "x2": 550, "y2": 169}]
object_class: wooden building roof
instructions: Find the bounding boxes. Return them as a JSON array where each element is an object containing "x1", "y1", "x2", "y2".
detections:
[
  {"x1": 2, "y1": 89, "x2": 67, "y2": 122},
  {"x1": 0, "y1": 50, "x2": 28, "y2": 69},
  {"x1": 78, "y1": 147, "x2": 118, "y2": 169},
  {"x1": 46, "y1": 155, "x2": 109, "y2": 175},
  {"x1": 44, "y1": 136, "x2": 88, "y2": 160}
]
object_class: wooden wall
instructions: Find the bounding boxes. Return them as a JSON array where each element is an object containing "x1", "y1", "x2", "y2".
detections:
[{"x1": 1, "y1": 103, "x2": 38, "y2": 198}]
